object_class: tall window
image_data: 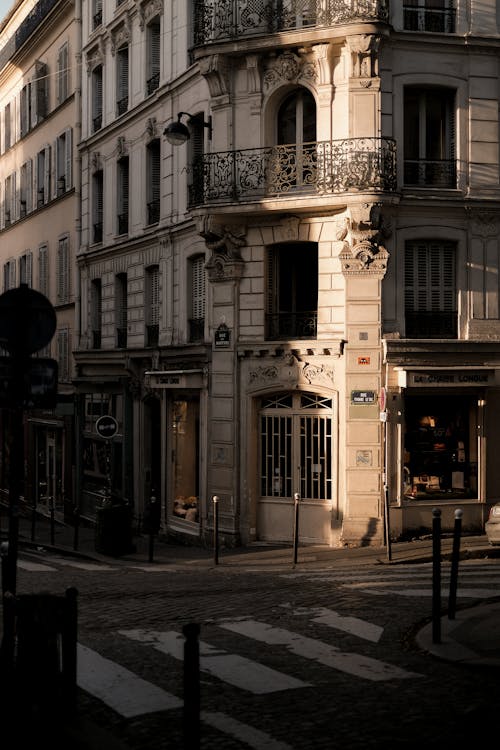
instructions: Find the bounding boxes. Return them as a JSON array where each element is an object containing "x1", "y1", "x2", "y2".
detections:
[
  {"x1": 146, "y1": 18, "x2": 160, "y2": 94},
  {"x1": 57, "y1": 328, "x2": 70, "y2": 382},
  {"x1": 92, "y1": 0, "x2": 103, "y2": 29},
  {"x1": 187, "y1": 113, "x2": 206, "y2": 206},
  {"x1": 4, "y1": 173, "x2": 15, "y2": 225},
  {"x1": 91, "y1": 278, "x2": 102, "y2": 349},
  {"x1": 57, "y1": 42, "x2": 70, "y2": 105},
  {"x1": 404, "y1": 87, "x2": 456, "y2": 187},
  {"x1": 38, "y1": 244, "x2": 49, "y2": 297},
  {"x1": 4, "y1": 102, "x2": 11, "y2": 150},
  {"x1": 56, "y1": 128, "x2": 72, "y2": 194},
  {"x1": 20, "y1": 62, "x2": 47, "y2": 136},
  {"x1": 20, "y1": 160, "x2": 32, "y2": 217},
  {"x1": 92, "y1": 65, "x2": 103, "y2": 132},
  {"x1": 272, "y1": 88, "x2": 317, "y2": 191},
  {"x1": 57, "y1": 236, "x2": 70, "y2": 305},
  {"x1": 146, "y1": 139, "x2": 160, "y2": 224},
  {"x1": 266, "y1": 242, "x2": 318, "y2": 339},
  {"x1": 116, "y1": 45, "x2": 129, "y2": 115},
  {"x1": 115, "y1": 273, "x2": 127, "y2": 348},
  {"x1": 189, "y1": 255, "x2": 205, "y2": 342},
  {"x1": 93, "y1": 169, "x2": 104, "y2": 242},
  {"x1": 145, "y1": 265, "x2": 160, "y2": 347},
  {"x1": 404, "y1": 240, "x2": 457, "y2": 338},
  {"x1": 19, "y1": 251, "x2": 32, "y2": 286},
  {"x1": 117, "y1": 156, "x2": 129, "y2": 234},
  {"x1": 37, "y1": 146, "x2": 51, "y2": 207},
  {"x1": 3, "y1": 259, "x2": 15, "y2": 291},
  {"x1": 403, "y1": 1, "x2": 456, "y2": 33}
]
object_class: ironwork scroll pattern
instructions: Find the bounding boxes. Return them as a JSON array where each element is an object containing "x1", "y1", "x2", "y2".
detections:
[
  {"x1": 193, "y1": 0, "x2": 390, "y2": 46},
  {"x1": 189, "y1": 138, "x2": 396, "y2": 205}
]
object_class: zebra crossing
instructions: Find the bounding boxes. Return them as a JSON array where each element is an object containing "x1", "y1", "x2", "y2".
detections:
[
  {"x1": 77, "y1": 606, "x2": 420, "y2": 749},
  {"x1": 281, "y1": 560, "x2": 500, "y2": 598}
]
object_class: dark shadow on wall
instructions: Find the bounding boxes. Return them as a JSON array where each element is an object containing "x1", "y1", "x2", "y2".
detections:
[{"x1": 360, "y1": 517, "x2": 381, "y2": 547}]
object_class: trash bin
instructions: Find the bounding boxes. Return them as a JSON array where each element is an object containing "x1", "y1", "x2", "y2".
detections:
[{"x1": 95, "y1": 498, "x2": 134, "y2": 556}]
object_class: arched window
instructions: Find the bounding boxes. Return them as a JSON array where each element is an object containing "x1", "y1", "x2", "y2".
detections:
[{"x1": 270, "y1": 88, "x2": 317, "y2": 192}]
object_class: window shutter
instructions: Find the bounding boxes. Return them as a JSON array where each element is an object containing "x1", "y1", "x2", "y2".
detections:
[
  {"x1": 93, "y1": 67, "x2": 103, "y2": 119},
  {"x1": 38, "y1": 244, "x2": 49, "y2": 297},
  {"x1": 57, "y1": 328, "x2": 69, "y2": 381},
  {"x1": 191, "y1": 256, "x2": 206, "y2": 319},
  {"x1": 20, "y1": 85, "x2": 28, "y2": 137},
  {"x1": 57, "y1": 236, "x2": 70, "y2": 303},
  {"x1": 26, "y1": 159, "x2": 32, "y2": 212},
  {"x1": 35, "y1": 61, "x2": 48, "y2": 122},
  {"x1": 266, "y1": 247, "x2": 278, "y2": 314},
  {"x1": 26, "y1": 251, "x2": 33, "y2": 286},
  {"x1": 147, "y1": 265, "x2": 160, "y2": 325},
  {"x1": 116, "y1": 273, "x2": 127, "y2": 329},
  {"x1": 44, "y1": 145, "x2": 51, "y2": 201},
  {"x1": 65, "y1": 128, "x2": 72, "y2": 188},
  {"x1": 148, "y1": 21, "x2": 160, "y2": 80}
]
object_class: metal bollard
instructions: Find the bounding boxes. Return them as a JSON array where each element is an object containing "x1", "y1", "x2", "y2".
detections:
[
  {"x1": 432, "y1": 508, "x2": 442, "y2": 644},
  {"x1": 183, "y1": 623, "x2": 200, "y2": 749},
  {"x1": 73, "y1": 505, "x2": 80, "y2": 551},
  {"x1": 213, "y1": 495, "x2": 219, "y2": 565},
  {"x1": 292, "y1": 492, "x2": 300, "y2": 566},
  {"x1": 448, "y1": 508, "x2": 463, "y2": 620}
]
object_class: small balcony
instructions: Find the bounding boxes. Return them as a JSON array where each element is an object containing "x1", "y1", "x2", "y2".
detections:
[
  {"x1": 404, "y1": 159, "x2": 456, "y2": 189},
  {"x1": 266, "y1": 311, "x2": 318, "y2": 340},
  {"x1": 116, "y1": 96, "x2": 128, "y2": 116},
  {"x1": 147, "y1": 72, "x2": 160, "y2": 95},
  {"x1": 93, "y1": 113, "x2": 102, "y2": 132},
  {"x1": 189, "y1": 318, "x2": 205, "y2": 342},
  {"x1": 403, "y1": 4, "x2": 456, "y2": 34},
  {"x1": 117, "y1": 213, "x2": 128, "y2": 235},
  {"x1": 193, "y1": 0, "x2": 389, "y2": 46},
  {"x1": 147, "y1": 199, "x2": 160, "y2": 225},
  {"x1": 405, "y1": 311, "x2": 457, "y2": 339},
  {"x1": 189, "y1": 137, "x2": 396, "y2": 206}
]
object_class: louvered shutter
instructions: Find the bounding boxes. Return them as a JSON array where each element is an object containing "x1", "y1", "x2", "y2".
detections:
[
  {"x1": 38, "y1": 244, "x2": 49, "y2": 297},
  {"x1": 266, "y1": 247, "x2": 278, "y2": 314},
  {"x1": 25, "y1": 159, "x2": 32, "y2": 212},
  {"x1": 191, "y1": 256, "x2": 206, "y2": 319},
  {"x1": 65, "y1": 128, "x2": 72, "y2": 189},
  {"x1": 148, "y1": 266, "x2": 160, "y2": 326},
  {"x1": 93, "y1": 67, "x2": 103, "y2": 122},
  {"x1": 149, "y1": 140, "x2": 160, "y2": 202},
  {"x1": 57, "y1": 237, "x2": 70, "y2": 303}
]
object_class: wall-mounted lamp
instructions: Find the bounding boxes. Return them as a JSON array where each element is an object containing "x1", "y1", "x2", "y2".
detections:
[{"x1": 163, "y1": 111, "x2": 212, "y2": 145}]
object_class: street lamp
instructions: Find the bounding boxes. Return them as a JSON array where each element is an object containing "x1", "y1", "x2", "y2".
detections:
[{"x1": 163, "y1": 111, "x2": 212, "y2": 145}]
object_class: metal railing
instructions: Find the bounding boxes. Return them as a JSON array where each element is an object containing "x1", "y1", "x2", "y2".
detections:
[
  {"x1": 403, "y1": 4, "x2": 456, "y2": 33},
  {"x1": 405, "y1": 311, "x2": 457, "y2": 339},
  {"x1": 404, "y1": 159, "x2": 456, "y2": 188},
  {"x1": 189, "y1": 137, "x2": 397, "y2": 206},
  {"x1": 266, "y1": 311, "x2": 317, "y2": 340},
  {"x1": 193, "y1": 0, "x2": 389, "y2": 46}
]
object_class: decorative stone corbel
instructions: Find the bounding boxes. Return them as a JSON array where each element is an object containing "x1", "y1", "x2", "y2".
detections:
[
  {"x1": 110, "y1": 17, "x2": 131, "y2": 55},
  {"x1": 198, "y1": 54, "x2": 231, "y2": 97},
  {"x1": 263, "y1": 49, "x2": 317, "y2": 94},
  {"x1": 339, "y1": 204, "x2": 391, "y2": 277},
  {"x1": 138, "y1": 0, "x2": 164, "y2": 30},
  {"x1": 146, "y1": 117, "x2": 157, "y2": 138},
  {"x1": 347, "y1": 34, "x2": 381, "y2": 79},
  {"x1": 199, "y1": 218, "x2": 246, "y2": 282}
]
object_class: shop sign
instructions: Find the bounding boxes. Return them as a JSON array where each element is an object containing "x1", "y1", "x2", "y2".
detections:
[
  {"x1": 95, "y1": 415, "x2": 118, "y2": 439},
  {"x1": 351, "y1": 390, "x2": 376, "y2": 404},
  {"x1": 408, "y1": 371, "x2": 493, "y2": 387},
  {"x1": 145, "y1": 370, "x2": 204, "y2": 389}
]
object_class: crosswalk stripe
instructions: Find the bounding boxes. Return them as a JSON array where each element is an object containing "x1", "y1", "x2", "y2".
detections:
[
  {"x1": 77, "y1": 643, "x2": 182, "y2": 717},
  {"x1": 349, "y1": 586, "x2": 500, "y2": 598},
  {"x1": 202, "y1": 711, "x2": 293, "y2": 750},
  {"x1": 119, "y1": 629, "x2": 310, "y2": 694},
  {"x1": 60, "y1": 560, "x2": 115, "y2": 571},
  {"x1": 219, "y1": 620, "x2": 421, "y2": 682},
  {"x1": 298, "y1": 607, "x2": 384, "y2": 642},
  {"x1": 17, "y1": 560, "x2": 57, "y2": 572}
]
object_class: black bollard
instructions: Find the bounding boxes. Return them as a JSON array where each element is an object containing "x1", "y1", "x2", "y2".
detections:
[
  {"x1": 213, "y1": 495, "x2": 219, "y2": 565},
  {"x1": 448, "y1": 508, "x2": 463, "y2": 620},
  {"x1": 73, "y1": 505, "x2": 80, "y2": 551},
  {"x1": 292, "y1": 492, "x2": 300, "y2": 566},
  {"x1": 183, "y1": 623, "x2": 200, "y2": 749},
  {"x1": 432, "y1": 508, "x2": 442, "y2": 643}
]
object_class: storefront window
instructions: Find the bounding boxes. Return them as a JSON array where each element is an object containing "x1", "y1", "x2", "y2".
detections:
[
  {"x1": 404, "y1": 395, "x2": 478, "y2": 500},
  {"x1": 171, "y1": 397, "x2": 199, "y2": 523}
]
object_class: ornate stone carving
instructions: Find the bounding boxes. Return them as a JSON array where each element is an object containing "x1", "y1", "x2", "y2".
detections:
[
  {"x1": 468, "y1": 210, "x2": 499, "y2": 238},
  {"x1": 110, "y1": 18, "x2": 131, "y2": 55},
  {"x1": 347, "y1": 34, "x2": 381, "y2": 79},
  {"x1": 116, "y1": 136, "x2": 127, "y2": 157},
  {"x1": 90, "y1": 151, "x2": 102, "y2": 172},
  {"x1": 339, "y1": 204, "x2": 391, "y2": 277},
  {"x1": 138, "y1": 0, "x2": 164, "y2": 30},
  {"x1": 146, "y1": 117, "x2": 157, "y2": 138},
  {"x1": 86, "y1": 38, "x2": 105, "y2": 74},
  {"x1": 263, "y1": 50, "x2": 317, "y2": 94},
  {"x1": 198, "y1": 54, "x2": 231, "y2": 97},
  {"x1": 248, "y1": 354, "x2": 335, "y2": 391},
  {"x1": 198, "y1": 218, "x2": 246, "y2": 282}
]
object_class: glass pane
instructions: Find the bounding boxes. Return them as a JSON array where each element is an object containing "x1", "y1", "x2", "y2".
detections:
[{"x1": 172, "y1": 398, "x2": 200, "y2": 522}]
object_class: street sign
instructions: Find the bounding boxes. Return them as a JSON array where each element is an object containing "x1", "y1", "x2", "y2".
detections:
[
  {"x1": 0, "y1": 284, "x2": 56, "y2": 355},
  {"x1": 96, "y1": 415, "x2": 118, "y2": 439},
  {"x1": 0, "y1": 356, "x2": 58, "y2": 408}
]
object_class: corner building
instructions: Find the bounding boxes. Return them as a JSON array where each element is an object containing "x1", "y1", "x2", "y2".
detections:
[{"x1": 75, "y1": 1, "x2": 500, "y2": 547}]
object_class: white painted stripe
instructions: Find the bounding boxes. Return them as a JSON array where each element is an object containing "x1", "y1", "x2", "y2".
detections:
[
  {"x1": 17, "y1": 560, "x2": 57, "y2": 572},
  {"x1": 77, "y1": 643, "x2": 182, "y2": 717},
  {"x1": 306, "y1": 607, "x2": 383, "y2": 643},
  {"x1": 128, "y1": 565, "x2": 179, "y2": 572},
  {"x1": 119, "y1": 629, "x2": 309, "y2": 694},
  {"x1": 220, "y1": 620, "x2": 421, "y2": 682},
  {"x1": 202, "y1": 711, "x2": 293, "y2": 750},
  {"x1": 61, "y1": 561, "x2": 115, "y2": 571},
  {"x1": 350, "y1": 587, "x2": 500, "y2": 598}
]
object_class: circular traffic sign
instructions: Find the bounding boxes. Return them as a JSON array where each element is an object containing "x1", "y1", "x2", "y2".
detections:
[
  {"x1": 95, "y1": 415, "x2": 118, "y2": 439},
  {"x1": 0, "y1": 284, "x2": 57, "y2": 355}
]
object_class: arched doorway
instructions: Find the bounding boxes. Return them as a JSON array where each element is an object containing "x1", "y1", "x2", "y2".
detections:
[{"x1": 257, "y1": 391, "x2": 334, "y2": 544}]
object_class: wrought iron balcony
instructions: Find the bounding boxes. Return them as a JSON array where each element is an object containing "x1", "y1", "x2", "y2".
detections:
[
  {"x1": 147, "y1": 73, "x2": 160, "y2": 95},
  {"x1": 193, "y1": 0, "x2": 389, "y2": 46},
  {"x1": 189, "y1": 318, "x2": 205, "y2": 342},
  {"x1": 404, "y1": 159, "x2": 456, "y2": 188},
  {"x1": 93, "y1": 222, "x2": 103, "y2": 243},
  {"x1": 189, "y1": 137, "x2": 396, "y2": 206},
  {"x1": 405, "y1": 311, "x2": 457, "y2": 339},
  {"x1": 117, "y1": 96, "x2": 128, "y2": 116},
  {"x1": 403, "y1": 4, "x2": 456, "y2": 34},
  {"x1": 147, "y1": 199, "x2": 160, "y2": 225},
  {"x1": 266, "y1": 311, "x2": 318, "y2": 340},
  {"x1": 117, "y1": 213, "x2": 129, "y2": 235}
]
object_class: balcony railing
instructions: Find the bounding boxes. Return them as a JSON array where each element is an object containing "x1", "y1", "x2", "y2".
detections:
[
  {"x1": 193, "y1": 0, "x2": 389, "y2": 46},
  {"x1": 117, "y1": 213, "x2": 128, "y2": 235},
  {"x1": 147, "y1": 199, "x2": 160, "y2": 225},
  {"x1": 189, "y1": 318, "x2": 205, "y2": 342},
  {"x1": 117, "y1": 96, "x2": 128, "y2": 115},
  {"x1": 93, "y1": 222, "x2": 103, "y2": 243},
  {"x1": 266, "y1": 311, "x2": 318, "y2": 340},
  {"x1": 405, "y1": 311, "x2": 457, "y2": 339},
  {"x1": 147, "y1": 72, "x2": 160, "y2": 95},
  {"x1": 93, "y1": 113, "x2": 102, "y2": 132},
  {"x1": 189, "y1": 137, "x2": 396, "y2": 206},
  {"x1": 403, "y1": 4, "x2": 456, "y2": 34},
  {"x1": 404, "y1": 159, "x2": 456, "y2": 188}
]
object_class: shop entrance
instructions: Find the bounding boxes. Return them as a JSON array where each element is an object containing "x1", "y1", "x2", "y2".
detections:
[
  {"x1": 403, "y1": 394, "x2": 479, "y2": 500},
  {"x1": 36, "y1": 428, "x2": 63, "y2": 510}
]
